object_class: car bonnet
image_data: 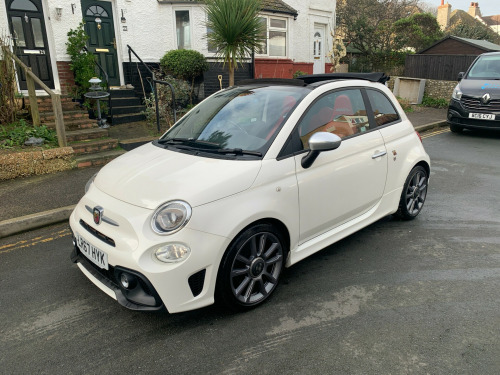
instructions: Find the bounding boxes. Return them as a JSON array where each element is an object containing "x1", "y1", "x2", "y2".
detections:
[
  {"x1": 93, "y1": 142, "x2": 262, "y2": 209},
  {"x1": 460, "y1": 79, "x2": 500, "y2": 98}
]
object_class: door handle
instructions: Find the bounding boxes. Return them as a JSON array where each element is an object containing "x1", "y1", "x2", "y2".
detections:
[{"x1": 372, "y1": 151, "x2": 387, "y2": 159}]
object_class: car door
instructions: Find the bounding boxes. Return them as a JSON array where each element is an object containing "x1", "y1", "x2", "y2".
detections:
[{"x1": 292, "y1": 88, "x2": 388, "y2": 244}]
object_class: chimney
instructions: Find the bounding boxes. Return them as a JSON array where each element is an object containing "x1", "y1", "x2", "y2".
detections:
[
  {"x1": 468, "y1": 2, "x2": 482, "y2": 18},
  {"x1": 437, "y1": 1, "x2": 452, "y2": 30}
]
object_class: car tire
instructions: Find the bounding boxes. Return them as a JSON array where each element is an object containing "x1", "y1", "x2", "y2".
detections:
[
  {"x1": 216, "y1": 223, "x2": 286, "y2": 310},
  {"x1": 394, "y1": 165, "x2": 428, "y2": 220},
  {"x1": 450, "y1": 124, "x2": 463, "y2": 133}
]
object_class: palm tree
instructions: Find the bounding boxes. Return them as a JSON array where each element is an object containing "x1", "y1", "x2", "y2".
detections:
[{"x1": 205, "y1": 0, "x2": 266, "y2": 87}]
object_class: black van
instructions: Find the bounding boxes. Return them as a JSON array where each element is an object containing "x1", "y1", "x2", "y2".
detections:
[{"x1": 447, "y1": 52, "x2": 500, "y2": 133}]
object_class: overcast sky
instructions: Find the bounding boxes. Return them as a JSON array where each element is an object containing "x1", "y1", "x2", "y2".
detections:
[{"x1": 444, "y1": 0, "x2": 499, "y2": 17}]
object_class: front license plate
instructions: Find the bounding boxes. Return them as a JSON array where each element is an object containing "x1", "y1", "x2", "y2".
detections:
[
  {"x1": 469, "y1": 113, "x2": 496, "y2": 120},
  {"x1": 76, "y1": 233, "x2": 109, "y2": 270}
]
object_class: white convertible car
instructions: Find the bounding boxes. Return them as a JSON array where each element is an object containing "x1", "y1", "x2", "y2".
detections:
[{"x1": 70, "y1": 73, "x2": 430, "y2": 313}]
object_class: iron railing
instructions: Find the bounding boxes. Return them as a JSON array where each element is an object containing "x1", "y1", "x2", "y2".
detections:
[{"x1": 127, "y1": 44, "x2": 176, "y2": 132}]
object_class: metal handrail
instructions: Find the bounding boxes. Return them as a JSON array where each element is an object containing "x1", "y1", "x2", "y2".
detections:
[
  {"x1": 83, "y1": 46, "x2": 112, "y2": 120},
  {"x1": 127, "y1": 44, "x2": 176, "y2": 132},
  {"x1": 127, "y1": 44, "x2": 154, "y2": 77}
]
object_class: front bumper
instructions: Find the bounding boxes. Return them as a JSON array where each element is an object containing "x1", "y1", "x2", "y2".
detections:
[
  {"x1": 69, "y1": 185, "x2": 231, "y2": 313},
  {"x1": 447, "y1": 98, "x2": 500, "y2": 130},
  {"x1": 71, "y1": 245, "x2": 165, "y2": 311}
]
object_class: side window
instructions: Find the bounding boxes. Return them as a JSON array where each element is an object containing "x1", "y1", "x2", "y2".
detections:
[
  {"x1": 298, "y1": 89, "x2": 369, "y2": 149},
  {"x1": 367, "y1": 90, "x2": 399, "y2": 126},
  {"x1": 175, "y1": 10, "x2": 191, "y2": 49}
]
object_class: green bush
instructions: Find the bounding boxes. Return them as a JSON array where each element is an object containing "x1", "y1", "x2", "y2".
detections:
[
  {"x1": 293, "y1": 70, "x2": 307, "y2": 78},
  {"x1": 396, "y1": 97, "x2": 414, "y2": 113},
  {"x1": 0, "y1": 119, "x2": 57, "y2": 148},
  {"x1": 66, "y1": 22, "x2": 98, "y2": 98},
  {"x1": 160, "y1": 49, "x2": 209, "y2": 103},
  {"x1": 420, "y1": 95, "x2": 448, "y2": 109}
]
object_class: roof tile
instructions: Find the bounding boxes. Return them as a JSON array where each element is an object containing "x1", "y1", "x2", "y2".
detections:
[{"x1": 261, "y1": 0, "x2": 298, "y2": 16}]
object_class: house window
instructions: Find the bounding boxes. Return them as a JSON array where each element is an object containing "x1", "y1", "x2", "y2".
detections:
[
  {"x1": 257, "y1": 16, "x2": 287, "y2": 57},
  {"x1": 175, "y1": 10, "x2": 191, "y2": 49},
  {"x1": 207, "y1": 26, "x2": 217, "y2": 53}
]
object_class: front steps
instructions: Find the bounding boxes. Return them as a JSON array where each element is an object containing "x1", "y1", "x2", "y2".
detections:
[
  {"x1": 110, "y1": 89, "x2": 146, "y2": 125},
  {"x1": 37, "y1": 96, "x2": 123, "y2": 168}
]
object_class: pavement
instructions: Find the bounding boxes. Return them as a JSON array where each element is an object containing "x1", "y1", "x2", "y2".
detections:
[{"x1": 0, "y1": 107, "x2": 448, "y2": 239}]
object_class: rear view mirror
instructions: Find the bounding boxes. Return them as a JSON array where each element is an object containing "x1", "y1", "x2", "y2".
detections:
[
  {"x1": 457, "y1": 72, "x2": 464, "y2": 81},
  {"x1": 301, "y1": 132, "x2": 342, "y2": 169}
]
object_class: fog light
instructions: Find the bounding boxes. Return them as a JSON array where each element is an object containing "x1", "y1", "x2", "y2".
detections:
[
  {"x1": 155, "y1": 243, "x2": 191, "y2": 263},
  {"x1": 119, "y1": 273, "x2": 137, "y2": 289}
]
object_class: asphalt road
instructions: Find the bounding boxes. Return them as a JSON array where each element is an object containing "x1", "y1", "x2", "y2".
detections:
[{"x1": 1, "y1": 127, "x2": 499, "y2": 374}]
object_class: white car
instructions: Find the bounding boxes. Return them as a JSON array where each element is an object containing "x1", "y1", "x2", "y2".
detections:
[{"x1": 70, "y1": 73, "x2": 430, "y2": 313}]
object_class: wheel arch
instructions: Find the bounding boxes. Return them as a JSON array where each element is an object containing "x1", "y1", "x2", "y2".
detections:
[
  {"x1": 415, "y1": 160, "x2": 430, "y2": 178},
  {"x1": 214, "y1": 217, "x2": 291, "y2": 308},
  {"x1": 219, "y1": 217, "x2": 291, "y2": 267}
]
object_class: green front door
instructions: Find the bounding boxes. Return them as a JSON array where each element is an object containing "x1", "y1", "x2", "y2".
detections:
[{"x1": 82, "y1": 0, "x2": 120, "y2": 86}]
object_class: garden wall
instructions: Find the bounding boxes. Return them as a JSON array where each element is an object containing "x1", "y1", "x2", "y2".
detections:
[{"x1": 389, "y1": 76, "x2": 456, "y2": 100}]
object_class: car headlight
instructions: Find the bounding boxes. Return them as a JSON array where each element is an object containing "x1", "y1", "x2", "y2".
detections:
[
  {"x1": 452, "y1": 85, "x2": 462, "y2": 100},
  {"x1": 84, "y1": 173, "x2": 98, "y2": 193},
  {"x1": 151, "y1": 201, "x2": 192, "y2": 234},
  {"x1": 155, "y1": 243, "x2": 191, "y2": 263}
]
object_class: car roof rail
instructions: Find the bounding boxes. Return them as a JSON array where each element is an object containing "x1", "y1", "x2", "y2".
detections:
[
  {"x1": 296, "y1": 72, "x2": 390, "y2": 85},
  {"x1": 236, "y1": 78, "x2": 307, "y2": 87}
]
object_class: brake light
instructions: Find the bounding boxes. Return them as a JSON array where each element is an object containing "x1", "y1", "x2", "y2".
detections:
[{"x1": 416, "y1": 131, "x2": 422, "y2": 143}]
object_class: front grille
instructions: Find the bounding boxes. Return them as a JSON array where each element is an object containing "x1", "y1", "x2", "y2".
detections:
[
  {"x1": 80, "y1": 219, "x2": 116, "y2": 247},
  {"x1": 461, "y1": 96, "x2": 500, "y2": 112},
  {"x1": 451, "y1": 117, "x2": 500, "y2": 128},
  {"x1": 188, "y1": 269, "x2": 206, "y2": 297}
]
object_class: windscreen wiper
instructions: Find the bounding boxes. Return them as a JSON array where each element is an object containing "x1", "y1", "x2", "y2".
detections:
[
  {"x1": 157, "y1": 137, "x2": 219, "y2": 149},
  {"x1": 216, "y1": 148, "x2": 262, "y2": 157}
]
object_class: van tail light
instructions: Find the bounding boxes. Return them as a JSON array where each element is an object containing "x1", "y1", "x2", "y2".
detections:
[{"x1": 416, "y1": 131, "x2": 422, "y2": 143}]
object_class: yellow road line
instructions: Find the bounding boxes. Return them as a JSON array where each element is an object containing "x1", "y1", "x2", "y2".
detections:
[
  {"x1": 0, "y1": 228, "x2": 71, "y2": 255},
  {"x1": 421, "y1": 128, "x2": 450, "y2": 139}
]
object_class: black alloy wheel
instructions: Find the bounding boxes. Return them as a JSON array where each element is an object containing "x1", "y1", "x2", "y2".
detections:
[
  {"x1": 395, "y1": 165, "x2": 428, "y2": 220},
  {"x1": 216, "y1": 223, "x2": 285, "y2": 309}
]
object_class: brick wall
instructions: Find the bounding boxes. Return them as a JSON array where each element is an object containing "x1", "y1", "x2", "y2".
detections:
[
  {"x1": 255, "y1": 58, "x2": 294, "y2": 79},
  {"x1": 56, "y1": 61, "x2": 75, "y2": 95},
  {"x1": 292, "y1": 62, "x2": 313, "y2": 76},
  {"x1": 255, "y1": 59, "x2": 332, "y2": 78},
  {"x1": 389, "y1": 76, "x2": 456, "y2": 100}
]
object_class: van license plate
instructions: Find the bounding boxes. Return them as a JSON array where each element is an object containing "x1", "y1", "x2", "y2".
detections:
[
  {"x1": 469, "y1": 113, "x2": 495, "y2": 120},
  {"x1": 76, "y1": 233, "x2": 109, "y2": 270}
]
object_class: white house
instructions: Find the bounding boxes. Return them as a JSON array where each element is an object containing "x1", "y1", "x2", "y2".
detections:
[{"x1": 1, "y1": 0, "x2": 335, "y2": 95}]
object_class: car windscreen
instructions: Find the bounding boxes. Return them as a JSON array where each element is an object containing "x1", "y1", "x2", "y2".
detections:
[
  {"x1": 160, "y1": 85, "x2": 309, "y2": 154},
  {"x1": 466, "y1": 55, "x2": 500, "y2": 79}
]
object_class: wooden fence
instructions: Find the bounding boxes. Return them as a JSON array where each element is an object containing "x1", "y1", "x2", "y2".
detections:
[
  {"x1": 404, "y1": 54, "x2": 478, "y2": 81},
  {"x1": 1, "y1": 46, "x2": 66, "y2": 147}
]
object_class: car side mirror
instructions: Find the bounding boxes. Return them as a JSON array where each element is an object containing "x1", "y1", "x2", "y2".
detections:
[
  {"x1": 301, "y1": 132, "x2": 342, "y2": 169},
  {"x1": 457, "y1": 72, "x2": 464, "y2": 81}
]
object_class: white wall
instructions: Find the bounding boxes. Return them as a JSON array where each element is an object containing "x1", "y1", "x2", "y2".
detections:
[{"x1": 287, "y1": 0, "x2": 335, "y2": 64}]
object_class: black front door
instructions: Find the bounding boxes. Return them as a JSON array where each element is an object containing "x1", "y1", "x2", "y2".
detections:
[
  {"x1": 6, "y1": 0, "x2": 54, "y2": 90},
  {"x1": 82, "y1": 0, "x2": 120, "y2": 86}
]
